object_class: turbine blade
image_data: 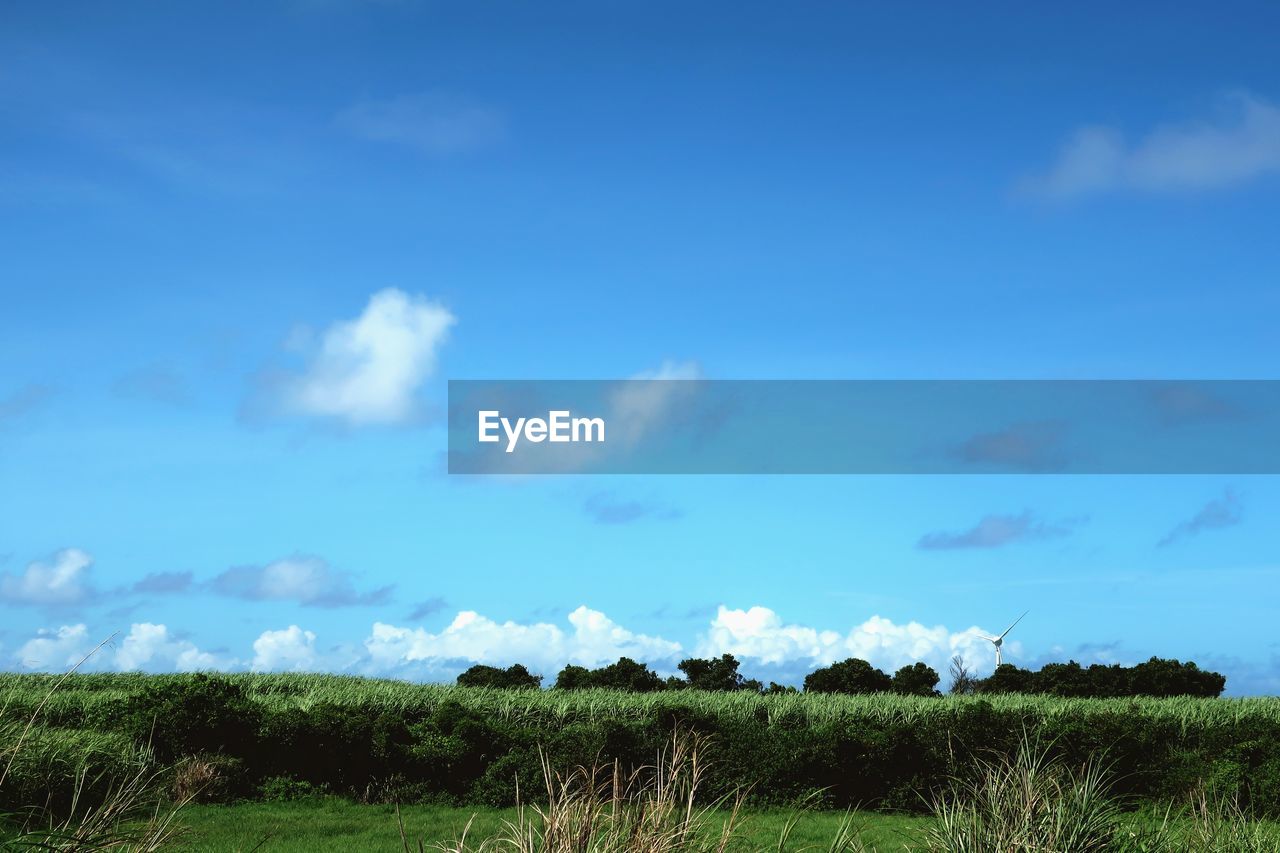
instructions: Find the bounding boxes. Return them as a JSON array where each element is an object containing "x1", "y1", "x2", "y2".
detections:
[{"x1": 998, "y1": 610, "x2": 1028, "y2": 640}]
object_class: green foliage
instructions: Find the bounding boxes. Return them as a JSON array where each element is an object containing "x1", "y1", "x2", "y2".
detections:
[
  {"x1": 978, "y1": 657, "x2": 1226, "y2": 699},
  {"x1": 805, "y1": 658, "x2": 893, "y2": 695},
  {"x1": 1, "y1": 672, "x2": 1276, "y2": 817},
  {"x1": 892, "y1": 663, "x2": 942, "y2": 697},
  {"x1": 114, "y1": 673, "x2": 263, "y2": 764},
  {"x1": 553, "y1": 657, "x2": 664, "y2": 692},
  {"x1": 456, "y1": 664, "x2": 542, "y2": 690},
  {"x1": 676, "y1": 654, "x2": 762, "y2": 692}
]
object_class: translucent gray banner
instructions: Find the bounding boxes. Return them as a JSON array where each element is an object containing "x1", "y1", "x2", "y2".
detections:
[{"x1": 447, "y1": 380, "x2": 1280, "y2": 474}]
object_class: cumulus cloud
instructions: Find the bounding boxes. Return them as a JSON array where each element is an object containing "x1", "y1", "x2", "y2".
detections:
[
  {"x1": 252, "y1": 625, "x2": 319, "y2": 672},
  {"x1": 337, "y1": 93, "x2": 504, "y2": 155},
  {"x1": 267, "y1": 288, "x2": 455, "y2": 426},
  {"x1": 918, "y1": 511, "x2": 1080, "y2": 550},
  {"x1": 697, "y1": 606, "x2": 998, "y2": 676},
  {"x1": 0, "y1": 548, "x2": 95, "y2": 607},
  {"x1": 364, "y1": 606, "x2": 681, "y2": 676},
  {"x1": 1158, "y1": 489, "x2": 1243, "y2": 547},
  {"x1": 1024, "y1": 93, "x2": 1280, "y2": 198},
  {"x1": 211, "y1": 555, "x2": 392, "y2": 608},
  {"x1": 15, "y1": 623, "x2": 222, "y2": 672}
]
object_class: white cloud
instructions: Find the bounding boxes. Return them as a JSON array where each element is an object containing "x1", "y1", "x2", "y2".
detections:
[
  {"x1": 114, "y1": 623, "x2": 221, "y2": 672},
  {"x1": 211, "y1": 555, "x2": 392, "y2": 608},
  {"x1": 252, "y1": 625, "x2": 319, "y2": 672},
  {"x1": 364, "y1": 605, "x2": 681, "y2": 676},
  {"x1": 281, "y1": 288, "x2": 455, "y2": 425},
  {"x1": 15, "y1": 623, "x2": 223, "y2": 672},
  {"x1": 337, "y1": 93, "x2": 504, "y2": 155},
  {"x1": 15, "y1": 624, "x2": 94, "y2": 670},
  {"x1": 0, "y1": 548, "x2": 94, "y2": 606},
  {"x1": 1025, "y1": 94, "x2": 1280, "y2": 198},
  {"x1": 697, "y1": 606, "x2": 1002, "y2": 675}
]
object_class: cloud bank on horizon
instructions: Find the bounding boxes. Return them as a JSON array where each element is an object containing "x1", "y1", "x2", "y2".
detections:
[{"x1": 10, "y1": 604, "x2": 1007, "y2": 685}]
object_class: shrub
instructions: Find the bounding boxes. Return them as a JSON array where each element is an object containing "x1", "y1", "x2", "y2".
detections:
[
  {"x1": 114, "y1": 674, "x2": 262, "y2": 763},
  {"x1": 456, "y1": 664, "x2": 542, "y2": 690}
]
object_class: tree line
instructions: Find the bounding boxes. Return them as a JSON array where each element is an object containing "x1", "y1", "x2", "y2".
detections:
[{"x1": 456, "y1": 652, "x2": 1226, "y2": 698}]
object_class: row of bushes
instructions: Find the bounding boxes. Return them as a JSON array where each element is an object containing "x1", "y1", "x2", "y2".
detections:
[
  {"x1": 80, "y1": 674, "x2": 1279, "y2": 815},
  {"x1": 461, "y1": 653, "x2": 1225, "y2": 699}
]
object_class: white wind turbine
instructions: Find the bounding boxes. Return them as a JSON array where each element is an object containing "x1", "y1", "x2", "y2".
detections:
[{"x1": 981, "y1": 610, "x2": 1027, "y2": 668}]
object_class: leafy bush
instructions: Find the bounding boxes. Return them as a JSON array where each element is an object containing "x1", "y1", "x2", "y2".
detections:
[
  {"x1": 114, "y1": 673, "x2": 262, "y2": 764},
  {"x1": 978, "y1": 657, "x2": 1226, "y2": 699},
  {"x1": 456, "y1": 664, "x2": 542, "y2": 690}
]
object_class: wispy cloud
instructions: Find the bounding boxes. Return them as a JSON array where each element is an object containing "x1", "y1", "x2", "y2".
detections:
[
  {"x1": 112, "y1": 366, "x2": 189, "y2": 407},
  {"x1": 953, "y1": 420, "x2": 1068, "y2": 473},
  {"x1": 1023, "y1": 93, "x2": 1280, "y2": 199},
  {"x1": 918, "y1": 511, "x2": 1082, "y2": 550},
  {"x1": 405, "y1": 597, "x2": 448, "y2": 621},
  {"x1": 130, "y1": 571, "x2": 195, "y2": 595},
  {"x1": 0, "y1": 384, "x2": 54, "y2": 423},
  {"x1": 336, "y1": 93, "x2": 504, "y2": 155},
  {"x1": 211, "y1": 555, "x2": 393, "y2": 608},
  {"x1": 583, "y1": 492, "x2": 682, "y2": 525},
  {"x1": 0, "y1": 549, "x2": 96, "y2": 607},
  {"x1": 1158, "y1": 489, "x2": 1243, "y2": 547}
]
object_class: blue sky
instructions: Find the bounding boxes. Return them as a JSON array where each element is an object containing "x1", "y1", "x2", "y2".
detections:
[{"x1": 2, "y1": 1, "x2": 1279, "y2": 692}]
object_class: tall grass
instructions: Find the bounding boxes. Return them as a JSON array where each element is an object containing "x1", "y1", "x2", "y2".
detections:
[
  {"x1": 421, "y1": 730, "x2": 869, "y2": 853},
  {"x1": 1, "y1": 648, "x2": 189, "y2": 850}
]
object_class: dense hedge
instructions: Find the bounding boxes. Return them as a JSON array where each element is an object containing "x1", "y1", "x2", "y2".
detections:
[{"x1": 2, "y1": 673, "x2": 1278, "y2": 816}]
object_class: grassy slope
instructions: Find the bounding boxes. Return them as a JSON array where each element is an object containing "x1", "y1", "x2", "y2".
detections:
[{"x1": 173, "y1": 801, "x2": 931, "y2": 852}]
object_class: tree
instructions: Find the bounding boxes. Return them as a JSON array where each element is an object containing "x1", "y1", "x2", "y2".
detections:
[
  {"x1": 552, "y1": 664, "x2": 592, "y2": 690},
  {"x1": 1128, "y1": 657, "x2": 1225, "y2": 698},
  {"x1": 948, "y1": 655, "x2": 977, "y2": 695},
  {"x1": 553, "y1": 657, "x2": 665, "y2": 692},
  {"x1": 891, "y1": 662, "x2": 941, "y2": 696},
  {"x1": 456, "y1": 663, "x2": 542, "y2": 689},
  {"x1": 981, "y1": 663, "x2": 1035, "y2": 695},
  {"x1": 677, "y1": 654, "x2": 761, "y2": 692},
  {"x1": 804, "y1": 658, "x2": 892, "y2": 695},
  {"x1": 764, "y1": 682, "x2": 797, "y2": 695}
]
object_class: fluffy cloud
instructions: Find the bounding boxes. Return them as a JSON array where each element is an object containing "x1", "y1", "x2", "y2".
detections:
[
  {"x1": 211, "y1": 555, "x2": 392, "y2": 608},
  {"x1": 252, "y1": 625, "x2": 319, "y2": 672},
  {"x1": 278, "y1": 288, "x2": 454, "y2": 425},
  {"x1": 15, "y1": 623, "x2": 222, "y2": 672},
  {"x1": 1158, "y1": 489, "x2": 1243, "y2": 547},
  {"x1": 918, "y1": 511, "x2": 1080, "y2": 550},
  {"x1": 364, "y1": 605, "x2": 682, "y2": 675},
  {"x1": 0, "y1": 548, "x2": 95, "y2": 607},
  {"x1": 697, "y1": 606, "x2": 998, "y2": 675},
  {"x1": 1025, "y1": 93, "x2": 1280, "y2": 198},
  {"x1": 336, "y1": 93, "x2": 503, "y2": 155}
]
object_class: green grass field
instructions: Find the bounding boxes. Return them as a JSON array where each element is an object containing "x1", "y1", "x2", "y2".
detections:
[{"x1": 172, "y1": 800, "x2": 930, "y2": 852}]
